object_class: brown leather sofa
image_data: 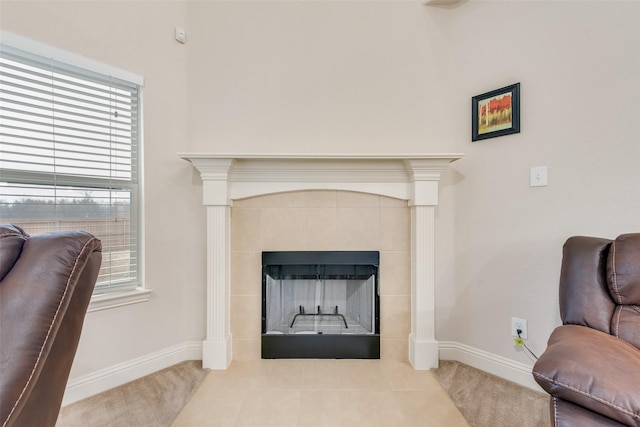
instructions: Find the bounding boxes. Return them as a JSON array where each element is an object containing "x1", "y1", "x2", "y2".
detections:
[
  {"x1": 533, "y1": 233, "x2": 640, "y2": 427},
  {"x1": 0, "y1": 224, "x2": 102, "y2": 427}
]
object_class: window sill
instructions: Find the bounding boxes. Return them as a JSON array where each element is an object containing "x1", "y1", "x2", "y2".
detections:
[{"x1": 88, "y1": 288, "x2": 152, "y2": 313}]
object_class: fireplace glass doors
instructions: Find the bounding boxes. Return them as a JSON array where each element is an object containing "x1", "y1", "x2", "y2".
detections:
[{"x1": 261, "y1": 251, "x2": 380, "y2": 359}]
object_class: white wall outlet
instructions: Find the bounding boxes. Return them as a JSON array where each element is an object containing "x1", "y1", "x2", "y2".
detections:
[{"x1": 511, "y1": 317, "x2": 528, "y2": 339}]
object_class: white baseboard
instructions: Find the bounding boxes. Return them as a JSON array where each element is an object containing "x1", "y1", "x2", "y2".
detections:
[
  {"x1": 62, "y1": 341, "x2": 203, "y2": 406},
  {"x1": 439, "y1": 341, "x2": 544, "y2": 392}
]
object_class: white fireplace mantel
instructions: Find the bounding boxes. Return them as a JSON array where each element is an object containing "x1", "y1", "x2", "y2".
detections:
[{"x1": 180, "y1": 153, "x2": 464, "y2": 370}]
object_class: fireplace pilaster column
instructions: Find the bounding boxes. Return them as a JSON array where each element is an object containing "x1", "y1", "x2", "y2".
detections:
[
  {"x1": 405, "y1": 159, "x2": 449, "y2": 370},
  {"x1": 190, "y1": 158, "x2": 234, "y2": 369},
  {"x1": 202, "y1": 204, "x2": 231, "y2": 369},
  {"x1": 408, "y1": 204, "x2": 438, "y2": 369}
]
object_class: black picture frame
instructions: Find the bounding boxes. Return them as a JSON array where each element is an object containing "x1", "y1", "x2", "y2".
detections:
[{"x1": 472, "y1": 83, "x2": 520, "y2": 141}]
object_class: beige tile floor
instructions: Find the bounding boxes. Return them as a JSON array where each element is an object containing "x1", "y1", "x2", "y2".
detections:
[{"x1": 171, "y1": 359, "x2": 469, "y2": 427}]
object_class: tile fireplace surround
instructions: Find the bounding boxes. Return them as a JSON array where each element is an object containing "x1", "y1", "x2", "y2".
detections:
[{"x1": 180, "y1": 153, "x2": 463, "y2": 371}]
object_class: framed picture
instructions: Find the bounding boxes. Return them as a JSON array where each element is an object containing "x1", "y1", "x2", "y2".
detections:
[{"x1": 472, "y1": 83, "x2": 520, "y2": 141}]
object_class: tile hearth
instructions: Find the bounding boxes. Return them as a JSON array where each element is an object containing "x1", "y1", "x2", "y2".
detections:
[{"x1": 171, "y1": 359, "x2": 469, "y2": 427}]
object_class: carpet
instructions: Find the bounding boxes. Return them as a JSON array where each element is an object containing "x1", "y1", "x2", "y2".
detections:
[
  {"x1": 56, "y1": 361, "x2": 208, "y2": 427},
  {"x1": 432, "y1": 361, "x2": 550, "y2": 427}
]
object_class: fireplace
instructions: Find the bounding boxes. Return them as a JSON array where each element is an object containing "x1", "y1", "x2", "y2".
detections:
[
  {"x1": 262, "y1": 251, "x2": 380, "y2": 359},
  {"x1": 180, "y1": 153, "x2": 463, "y2": 370}
]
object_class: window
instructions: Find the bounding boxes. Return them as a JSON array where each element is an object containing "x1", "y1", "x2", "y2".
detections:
[{"x1": 0, "y1": 34, "x2": 143, "y2": 295}]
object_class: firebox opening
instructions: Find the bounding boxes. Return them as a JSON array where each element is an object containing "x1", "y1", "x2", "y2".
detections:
[{"x1": 261, "y1": 251, "x2": 380, "y2": 359}]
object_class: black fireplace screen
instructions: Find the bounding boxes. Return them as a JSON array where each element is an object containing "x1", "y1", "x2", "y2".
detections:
[{"x1": 262, "y1": 251, "x2": 380, "y2": 359}]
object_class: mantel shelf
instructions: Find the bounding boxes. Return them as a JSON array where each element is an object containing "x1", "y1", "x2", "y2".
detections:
[{"x1": 179, "y1": 152, "x2": 464, "y2": 204}]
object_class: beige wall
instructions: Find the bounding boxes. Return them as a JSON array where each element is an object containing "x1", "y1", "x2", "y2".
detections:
[
  {"x1": 1, "y1": 0, "x2": 639, "y2": 392},
  {"x1": 424, "y1": 1, "x2": 640, "y2": 361},
  {"x1": 230, "y1": 191, "x2": 411, "y2": 361},
  {"x1": 184, "y1": 1, "x2": 448, "y2": 153}
]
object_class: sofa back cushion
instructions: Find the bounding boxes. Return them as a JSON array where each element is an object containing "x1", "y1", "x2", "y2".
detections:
[
  {"x1": 607, "y1": 233, "x2": 640, "y2": 349},
  {"x1": 560, "y1": 236, "x2": 615, "y2": 334},
  {"x1": 0, "y1": 227, "x2": 102, "y2": 426},
  {"x1": 608, "y1": 233, "x2": 640, "y2": 304},
  {"x1": 0, "y1": 225, "x2": 28, "y2": 282}
]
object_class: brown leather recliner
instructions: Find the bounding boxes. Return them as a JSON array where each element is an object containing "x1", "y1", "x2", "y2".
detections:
[
  {"x1": 0, "y1": 224, "x2": 102, "y2": 427},
  {"x1": 533, "y1": 233, "x2": 640, "y2": 427}
]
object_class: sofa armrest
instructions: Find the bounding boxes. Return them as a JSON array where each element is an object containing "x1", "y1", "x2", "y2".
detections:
[{"x1": 533, "y1": 325, "x2": 640, "y2": 426}]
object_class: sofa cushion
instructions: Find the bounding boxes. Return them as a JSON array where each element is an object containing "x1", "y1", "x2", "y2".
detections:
[
  {"x1": 608, "y1": 233, "x2": 640, "y2": 305},
  {"x1": 0, "y1": 224, "x2": 28, "y2": 282},
  {"x1": 0, "y1": 229, "x2": 102, "y2": 426},
  {"x1": 533, "y1": 325, "x2": 640, "y2": 426},
  {"x1": 560, "y1": 236, "x2": 615, "y2": 334},
  {"x1": 612, "y1": 305, "x2": 640, "y2": 351},
  {"x1": 552, "y1": 397, "x2": 627, "y2": 427},
  {"x1": 607, "y1": 233, "x2": 640, "y2": 350}
]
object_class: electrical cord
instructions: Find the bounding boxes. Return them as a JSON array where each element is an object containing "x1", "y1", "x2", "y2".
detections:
[{"x1": 517, "y1": 330, "x2": 539, "y2": 360}]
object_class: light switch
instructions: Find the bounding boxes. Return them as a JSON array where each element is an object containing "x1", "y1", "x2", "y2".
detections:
[
  {"x1": 530, "y1": 166, "x2": 548, "y2": 187},
  {"x1": 175, "y1": 27, "x2": 186, "y2": 44}
]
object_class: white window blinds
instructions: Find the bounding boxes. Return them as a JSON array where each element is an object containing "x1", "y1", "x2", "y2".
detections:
[{"x1": 0, "y1": 42, "x2": 142, "y2": 294}]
